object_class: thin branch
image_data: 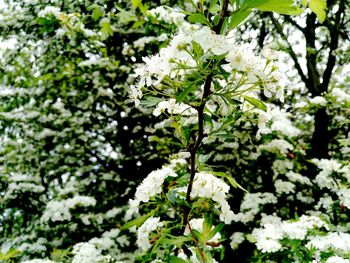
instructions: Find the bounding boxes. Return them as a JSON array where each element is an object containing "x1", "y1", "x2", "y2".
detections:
[
  {"x1": 320, "y1": 0, "x2": 345, "y2": 92},
  {"x1": 283, "y1": 16, "x2": 305, "y2": 34},
  {"x1": 270, "y1": 15, "x2": 309, "y2": 86}
]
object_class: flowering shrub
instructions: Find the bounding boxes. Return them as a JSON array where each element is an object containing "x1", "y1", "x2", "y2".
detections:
[{"x1": 0, "y1": 0, "x2": 349, "y2": 263}]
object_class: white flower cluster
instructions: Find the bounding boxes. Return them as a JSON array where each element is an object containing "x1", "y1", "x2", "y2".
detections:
[
  {"x1": 22, "y1": 260, "x2": 55, "y2": 263},
  {"x1": 137, "y1": 217, "x2": 163, "y2": 251},
  {"x1": 126, "y1": 166, "x2": 177, "y2": 220},
  {"x1": 252, "y1": 215, "x2": 328, "y2": 253},
  {"x1": 325, "y1": 256, "x2": 350, "y2": 263},
  {"x1": 41, "y1": 196, "x2": 97, "y2": 222},
  {"x1": 232, "y1": 193, "x2": 277, "y2": 223},
  {"x1": 257, "y1": 106, "x2": 300, "y2": 139},
  {"x1": 153, "y1": 98, "x2": 196, "y2": 116},
  {"x1": 130, "y1": 26, "x2": 285, "y2": 106},
  {"x1": 4, "y1": 173, "x2": 45, "y2": 200},
  {"x1": 274, "y1": 179, "x2": 295, "y2": 195},
  {"x1": 331, "y1": 88, "x2": 350, "y2": 104},
  {"x1": 258, "y1": 139, "x2": 294, "y2": 155},
  {"x1": 286, "y1": 171, "x2": 312, "y2": 185},
  {"x1": 38, "y1": 6, "x2": 61, "y2": 18},
  {"x1": 307, "y1": 232, "x2": 350, "y2": 252},
  {"x1": 230, "y1": 232, "x2": 245, "y2": 250},
  {"x1": 310, "y1": 96, "x2": 327, "y2": 106},
  {"x1": 147, "y1": 6, "x2": 186, "y2": 25},
  {"x1": 72, "y1": 242, "x2": 113, "y2": 263},
  {"x1": 189, "y1": 172, "x2": 234, "y2": 224}
]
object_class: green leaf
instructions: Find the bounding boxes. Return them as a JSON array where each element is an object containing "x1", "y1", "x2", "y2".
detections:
[
  {"x1": 176, "y1": 83, "x2": 198, "y2": 103},
  {"x1": 188, "y1": 13, "x2": 211, "y2": 26},
  {"x1": 121, "y1": 209, "x2": 157, "y2": 230},
  {"x1": 309, "y1": 0, "x2": 327, "y2": 22},
  {"x1": 100, "y1": 18, "x2": 113, "y2": 40},
  {"x1": 211, "y1": 171, "x2": 247, "y2": 192},
  {"x1": 243, "y1": 96, "x2": 267, "y2": 112},
  {"x1": 169, "y1": 256, "x2": 189, "y2": 263},
  {"x1": 229, "y1": 9, "x2": 251, "y2": 29},
  {"x1": 140, "y1": 96, "x2": 163, "y2": 107},
  {"x1": 191, "y1": 229, "x2": 206, "y2": 244},
  {"x1": 91, "y1": 5, "x2": 103, "y2": 21},
  {"x1": 132, "y1": 0, "x2": 142, "y2": 9},
  {"x1": 245, "y1": 0, "x2": 303, "y2": 15},
  {"x1": 164, "y1": 236, "x2": 191, "y2": 248},
  {"x1": 208, "y1": 223, "x2": 225, "y2": 240}
]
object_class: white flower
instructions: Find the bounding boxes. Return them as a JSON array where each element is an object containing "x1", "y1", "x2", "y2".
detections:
[
  {"x1": 126, "y1": 166, "x2": 177, "y2": 220},
  {"x1": 325, "y1": 256, "x2": 350, "y2": 263},
  {"x1": 137, "y1": 217, "x2": 163, "y2": 251},
  {"x1": 128, "y1": 85, "x2": 142, "y2": 107},
  {"x1": 153, "y1": 99, "x2": 195, "y2": 116},
  {"x1": 38, "y1": 6, "x2": 61, "y2": 18},
  {"x1": 230, "y1": 232, "x2": 245, "y2": 249},
  {"x1": 310, "y1": 96, "x2": 327, "y2": 106},
  {"x1": 307, "y1": 232, "x2": 350, "y2": 252},
  {"x1": 274, "y1": 179, "x2": 295, "y2": 195}
]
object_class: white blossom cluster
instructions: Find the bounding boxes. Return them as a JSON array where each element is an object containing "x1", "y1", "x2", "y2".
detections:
[
  {"x1": 307, "y1": 232, "x2": 350, "y2": 252},
  {"x1": 38, "y1": 6, "x2": 61, "y2": 18},
  {"x1": 252, "y1": 215, "x2": 329, "y2": 253},
  {"x1": 72, "y1": 242, "x2": 113, "y2": 263},
  {"x1": 232, "y1": 193, "x2": 277, "y2": 223},
  {"x1": 153, "y1": 98, "x2": 196, "y2": 117},
  {"x1": 41, "y1": 196, "x2": 97, "y2": 222},
  {"x1": 147, "y1": 6, "x2": 186, "y2": 25},
  {"x1": 130, "y1": 25, "x2": 286, "y2": 106},
  {"x1": 189, "y1": 172, "x2": 234, "y2": 224},
  {"x1": 257, "y1": 106, "x2": 301, "y2": 139},
  {"x1": 126, "y1": 166, "x2": 177, "y2": 220},
  {"x1": 136, "y1": 217, "x2": 163, "y2": 251},
  {"x1": 258, "y1": 139, "x2": 294, "y2": 155}
]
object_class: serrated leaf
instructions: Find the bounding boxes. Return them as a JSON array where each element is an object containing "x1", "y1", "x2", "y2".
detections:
[
  {"x1": 91, "y1": 5, "x2": 103, "y2": 21},
  {"x1": 309, "y1": 0, "x2": 327, "y2": 22},
  {"x1": 208, "y1": 223, "x2": 225, "y2": 240},
  {"x1": 132, "y1": 0, "x2": 142, "y2": 9},
  {"x1": 229, "y1": 9, "x2": 251, "y2": 29},
  {"x1": 211, "y1": 171, "x2": 247, "y2": 192},
  {"x1": 169, "y1": 256, "x2": 189, "y2": 263},
  {"x1": 188, "y1": 13, "x2": 211, "y2": 26},
  {"x1": 176, "y1": 83, "x2": 198, "y2": 103},
  {"x1": 245, "y1": 0, "x2": 303, "y2": 15},
  {"x1": 140, "y1": 96, "x2": 163, "y2": 107},
  {"x1": 243, "y1": 96, "x2": 267, "y2": 112},
  {"x1": 121, "y1": 209, "x2": 157, "y2": 230},
  {"x1": 164, "y1": 236, "x2": 191, "y2": 248}
]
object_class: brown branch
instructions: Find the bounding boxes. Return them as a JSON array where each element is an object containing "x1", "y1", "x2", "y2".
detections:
[
  {"x1": 182, "y1": 0, "x2": 230, "y2": 234},
  {"x1": 213, "y1": 0, "x2": 230, "y2": 34},
  {"x1": 320, "y1": 0, "x2": 345, "y2": 93}
]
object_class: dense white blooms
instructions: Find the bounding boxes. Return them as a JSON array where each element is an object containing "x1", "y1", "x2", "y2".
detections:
[
  {"x1": 325, "y1": 256, "x2": 350, "y2": 263},
  {"x1": 274, "y1": 179, "x2": 295, "y2": 195},
  {"x1": 147, "y1": 6, "x2": 186, "y2": 25},
  {"x1": 137, "y1": 217, "x2": 163, "y2": 251},
  {"x1": 131, "y1": 25, "x2": 286, "y2": 106},
  {"x1": 41, "y1": 196, "x2": 97, "y2": 222},
  {"x1": 189, "y1": 172, "x2": 234, "y2": 224},
  {"x1": 307, "y1": 232, "x2": 350, "y2": 252},
  {"x1": 232, "y1": 193, "x2": 277, "y2": 223},
  {"x1": 310, "y1": 96, "x2": 327, "y2": 106},
  {"x1": 257, "y1": 106, "x2": 300, "y2": 138},
  {"x1": 338, "y1": 188, "x2": 350, "y2": 208},
  {"x1": 126, "y1": 166, "x2": 177, "y2": 219},
  {"x1": 22, "y1": 260, "x2": 56, "y2": 263},
  {"x1": 230, "y1": 232, "x2": 245, "y2": 249},
  {"x1": 258, "y1": 139, "x2": 294, "y2": 155},
  {"x1": 331, "y1": 88, "x2": 350, "y2": 103},
  {"x1": 38, "y1": 6, "x2": 61, "y2": 18},
  {"x1": 253, "y1": 215, "x2": 329, "y2": 253},
  {"x1": 72, "y1": 242, "x2": 112, "y2": 263},
  {"x1": 286, "y1": 171, "x2": 312, "y2": 185},
  {"x1": 153, "y1": 99, "x2": 196, "y2": 116}
]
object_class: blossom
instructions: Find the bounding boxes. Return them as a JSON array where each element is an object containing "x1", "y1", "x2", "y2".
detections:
[
  {"x1": 153, "y1": 99, "x2": 196, "y2": 116},
  {"x1": 325, "y1": 256, "x2": 350, "y2": 263},
  {"x1": 189, "y1": 172, "x2": 234, "y2": 224},
  {"x1": 137, "y1": 217, "x2": 163, "y2": 251},
  {"x1": 126, "y1": 166, "x2": 177, "y2": 219}
]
